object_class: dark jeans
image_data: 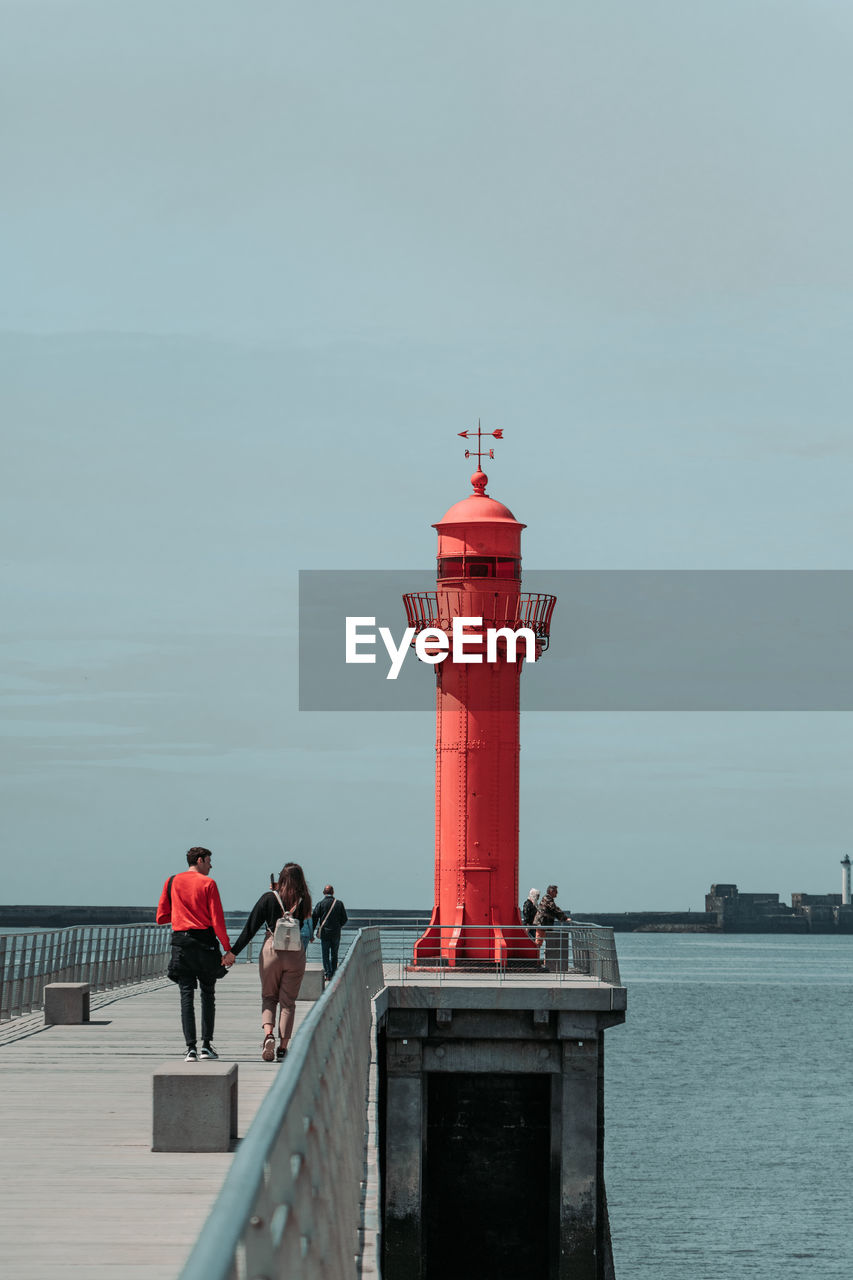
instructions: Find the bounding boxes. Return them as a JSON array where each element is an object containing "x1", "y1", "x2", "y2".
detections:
[
  {"x1": 178, "y1": 974, "x2": 216, "y2": 1048},
  {"x1": 320, "y1": 931, "x2": 341, "y2": 978}
]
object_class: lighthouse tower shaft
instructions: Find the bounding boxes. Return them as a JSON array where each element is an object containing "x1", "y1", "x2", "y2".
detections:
[
  {"x1": 404, "y1": 468, "x2": 555, "y2": 966},
  {"x1": 435, "y1": 662, "x2": 521, "y2": 939}
]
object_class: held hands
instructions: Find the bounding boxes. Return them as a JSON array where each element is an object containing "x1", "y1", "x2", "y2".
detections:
[{"x1": 223, "y1": 950, "x2": 236, "y2": 967}]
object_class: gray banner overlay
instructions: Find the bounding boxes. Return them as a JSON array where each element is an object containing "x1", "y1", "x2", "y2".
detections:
[{"x1": 299, "y1": 570, "x2": 853, "y2": 711}]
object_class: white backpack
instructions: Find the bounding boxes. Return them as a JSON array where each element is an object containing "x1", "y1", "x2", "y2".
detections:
[{"x1": 271, "y1": 891, "x2": 302, "y2": 952}]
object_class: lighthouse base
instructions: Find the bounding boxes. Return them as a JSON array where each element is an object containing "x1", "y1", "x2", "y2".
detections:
[
  {"x1": 413, "y1": 913, "x2": 542, "y2": 967},
  {"x1": 380, "y1": 978, "x2": 626, "y2": 1280}
]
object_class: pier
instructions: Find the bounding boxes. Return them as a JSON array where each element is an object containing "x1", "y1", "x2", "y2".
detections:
[
  {"x1": 0, "y1": 924, "x2": 625, "y2": 1279},
  {"x1": 0, "y1": 965, "x2": 311, "y2": 1278}
]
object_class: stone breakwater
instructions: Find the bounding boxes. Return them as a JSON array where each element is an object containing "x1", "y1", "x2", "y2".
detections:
[
  {"x1": 0, "y1": 906, "x2": 434, "y2": 929},
  {"x1": 2, "y1": 904, "x2": 700, "y2": 931},
  {"x1": 0, "y1": 905, "x2": 157, "y2": 928},
  {"x1": 4, "y1": 905, "x2": 847, "y2": 932}
]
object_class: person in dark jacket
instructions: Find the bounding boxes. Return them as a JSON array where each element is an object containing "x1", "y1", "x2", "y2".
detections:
[
  {"x1": 521, "y1": 888, "x2": 540, "y2": 940},
  {"x1": 534, "y1": 884, "x2": 569, "y2": 948},
  {"x1": 231, "y1": 863, "x2": 312, "y2": 1063},
  {"x1": 311, "y1": 885, "x2": 348, "y2": 982}
]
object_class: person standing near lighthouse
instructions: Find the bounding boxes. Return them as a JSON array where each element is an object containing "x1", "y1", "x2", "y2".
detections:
[
  {"x1": 522, "y1": 888, "x2": 541, "y2": 940},
  {"x1": 533, "y1": 884, "x2": 570, "y2": 949}
]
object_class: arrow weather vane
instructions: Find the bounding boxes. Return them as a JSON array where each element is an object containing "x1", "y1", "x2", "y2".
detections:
[{"x1": 458, "y1": 419, "x2": 504, "y2": 467}]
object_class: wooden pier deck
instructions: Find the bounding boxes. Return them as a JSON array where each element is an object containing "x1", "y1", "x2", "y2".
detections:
[{"x1": 0, "y1": 965, "x2": 309, "y2": 1279}]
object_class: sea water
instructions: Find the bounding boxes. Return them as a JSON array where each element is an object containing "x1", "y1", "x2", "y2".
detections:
[{"x1": 605, "y1": 932, "x2": 853, "y2": 1278}]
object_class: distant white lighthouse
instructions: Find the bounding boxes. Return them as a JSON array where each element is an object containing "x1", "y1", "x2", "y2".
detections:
[{"x1": 841, "y1": 855, "x2": 851, "y2": 906}]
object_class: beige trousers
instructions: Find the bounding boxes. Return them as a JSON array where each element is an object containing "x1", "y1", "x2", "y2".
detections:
[{"x1": 258, "y1": 936, "x2": 306, "y2": 1043}]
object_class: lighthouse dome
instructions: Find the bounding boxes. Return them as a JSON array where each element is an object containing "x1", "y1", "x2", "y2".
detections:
[
  {"x1": 435, "y1": 470, "x2": 525, "y2": 528},
  {"x1": 433, "y1": 469, "x2": 526, "y2": 556},
  {"x1": 435, "y1": 493, "x2": 522, "y2": 526}
]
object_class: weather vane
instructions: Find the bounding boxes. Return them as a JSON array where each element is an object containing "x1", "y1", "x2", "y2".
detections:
[{"x1": 458, "y1": 419, "x2": 504, "y2": 468}]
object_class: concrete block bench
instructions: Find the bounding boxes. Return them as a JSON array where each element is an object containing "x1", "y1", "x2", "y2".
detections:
[
  {"x1": 299, "y1": 962, "x2": 324, "y2": 1002},
  {"x1": 44, "y1": 982, "x2": 90, "y2": 1025},
  {"x1": 152, "y1": 1061, "x2": 238, "y2": 1152}
]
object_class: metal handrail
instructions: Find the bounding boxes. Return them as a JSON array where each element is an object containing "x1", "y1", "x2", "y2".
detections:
[
  {"x1": 243, "y1": 921, "x2": 621, "y2": 984},
  {"x1": 180, "y1": 926, "x2": 386, "y2": 1280},
  {"x1": 241, "y1": 914, "x2": 433, "y2": 964},
  {"x1": 368, "y1": 922, "x2": 621, "y2": 986},
  {"x1": 0, "y1": 925, "x2": 170, "y2": 1021}
]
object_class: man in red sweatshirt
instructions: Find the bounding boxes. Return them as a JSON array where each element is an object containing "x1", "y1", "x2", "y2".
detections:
[{"x1": 156, "y1": 847, "x2": 235, "y2": 1060}]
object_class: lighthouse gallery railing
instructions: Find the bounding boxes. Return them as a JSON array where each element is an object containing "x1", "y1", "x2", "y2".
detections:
[
  {"x1": 374, "y1": 922, "x2": 621, "y2": 987},
  {"x1": 403, "y1": 589, "x2": 557, "y2": 649}
]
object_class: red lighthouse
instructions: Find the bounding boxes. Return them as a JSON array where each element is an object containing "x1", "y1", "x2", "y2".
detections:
[{"x1": 404, "y1": 428, "x2": 556, "y2": 966}]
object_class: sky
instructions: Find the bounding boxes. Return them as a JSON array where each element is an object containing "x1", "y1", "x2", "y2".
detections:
[{"x1": 2, "y1": 1, "x2": 853, "y2": 912}]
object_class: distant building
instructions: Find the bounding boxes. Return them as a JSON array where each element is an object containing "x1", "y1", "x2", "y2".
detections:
[
  {"x1": 790, "y1": 892, "x2": 851, "y2": 931},
  {"x1": 705, "y1": 883, "x2": 853, "y2": 933},
  {"x1": 705, "y1": 884, "x2": 798, "y2": 931},
  {"x1": 790, "y1": 892, "x2": 842, "y2": 908}
]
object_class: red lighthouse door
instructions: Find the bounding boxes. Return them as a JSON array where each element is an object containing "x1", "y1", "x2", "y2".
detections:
[{"x1": 463, "y1": 866, "x2": 491, "y2": 960}]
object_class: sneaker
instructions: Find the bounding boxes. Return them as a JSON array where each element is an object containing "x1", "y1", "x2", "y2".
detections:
[
  {"x1": 261, "y1": 1034, "x2": 276, "y2": 1062},
  {"x1": 276, "y1": 1045, "x2": 287, "y2": 1062},
  {"x1": 199, "y1": 1044, "x2": 219, "y2": 1060},
  {"x1": 185, "y1": 1047, "x2": 198, "y2": 1061}
]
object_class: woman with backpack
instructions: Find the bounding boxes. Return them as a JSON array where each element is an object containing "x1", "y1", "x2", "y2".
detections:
[{"x1": 231, "y1": 863, "x2": 312, "y2": 1062}]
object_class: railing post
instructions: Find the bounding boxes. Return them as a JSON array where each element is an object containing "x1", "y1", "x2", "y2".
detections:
[
  {"x1": 92, "y1": 926, "x2": 104, "y2": 990},
  {"x1": 58, "y1": 928, "x2": 71, "y2": 984},
  {"x1": 28, "y1": 933, "x2": 44, "y2": 1014},
  {"x1": 15, "y1": 935, "x2": 27, "y2": 1016},
  {"x1": 18, "y1": 934, "x2": 33, "y2": 1015},
  {"x1": 108, "y1": 927, "x2": 117, "y2": 988},
  {"x1": 19, "y1": 934, "x2": 30, "y2": 1014},
  {"x1": 81, "y1": 927, "x2": 90, "y2": 986},
  {"x1": 48, "y1": 930, "x2": 61, "y2": 1002},
  {"x1": 0, "y1": 935, "x2": 8, "y2": 1021},
  {"x1": 71, "y1": 928, "x2": 83, "y2": 983},
  {"x1": 120, "y1": 928, "x2": 130, "y2": 984}
]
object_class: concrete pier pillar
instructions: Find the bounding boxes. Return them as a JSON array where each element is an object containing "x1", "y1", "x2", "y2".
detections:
[
  {"x1": 380, "y1": 981, "x2": 626, "y2": 1280},
  {"x1": 383, "y1": 1015, "x2": 427, "y2": 1278},
  {"x1": 559, "y1": 1036, "x2": 600, "y2": 1273}
]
